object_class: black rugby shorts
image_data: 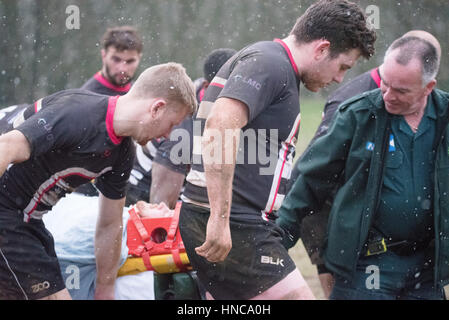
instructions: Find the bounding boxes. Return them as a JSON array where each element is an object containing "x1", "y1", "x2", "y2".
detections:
[
  {"x1": 179, "y1": 202, "x2": 296, "y2": 300},
  {"x1": 0, "y1": 209, "x2": 65, "y2": 300}
]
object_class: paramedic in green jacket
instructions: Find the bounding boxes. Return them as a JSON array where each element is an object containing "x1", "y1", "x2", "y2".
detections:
[{"x1": 277, "y1": 34, "x2": 449, "y2": 299}]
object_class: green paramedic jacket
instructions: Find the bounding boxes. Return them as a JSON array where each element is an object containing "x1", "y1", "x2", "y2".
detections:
[{"x1": 277, "y1": 88, "x2": 449, "y2": 288}]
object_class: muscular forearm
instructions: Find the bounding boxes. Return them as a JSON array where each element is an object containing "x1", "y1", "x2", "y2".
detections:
[
  {"x1": 204, "y1": 163, "x2": 234, "y2": 219},
  {"x1": 150, "y1": 162, "x2": 185, "y2": 209},
  {"x1": 195, "y1": 97, "x2": 248, "y2": 262},
  {"x1": 95, "y1": 221, "x2": 122, "y2": 285},
  {"x1": 202, "y1": 121, "x2": 240, "y2": 220},
  {"x1": 94, "y1": 195, "x2": 125, "y2": 299},
  {"x1": 197, "y1": 156, "x2": 235, "y2": 262}
]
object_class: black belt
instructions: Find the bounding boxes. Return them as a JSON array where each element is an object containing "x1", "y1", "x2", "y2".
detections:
[{"x1": 364, "y1": 237, "x2": 432, "y2": 257}]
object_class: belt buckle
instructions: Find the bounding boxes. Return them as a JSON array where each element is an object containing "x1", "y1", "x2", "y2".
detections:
[{"x1": 366, "y1": 238, "x2": 387, "y2": 256}]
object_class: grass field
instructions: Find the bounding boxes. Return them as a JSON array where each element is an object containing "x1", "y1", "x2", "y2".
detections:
[
  {"x1": 295, "y1": 97, "x2": 326, "y2": 160},
  {"x1": 288, "y1": 97, "x2": 449, "y2": 299}
]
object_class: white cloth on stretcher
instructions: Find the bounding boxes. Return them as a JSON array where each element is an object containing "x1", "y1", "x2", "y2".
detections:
[{"x1": 43, "y1": 192, "x2": 155, "y2": 300}]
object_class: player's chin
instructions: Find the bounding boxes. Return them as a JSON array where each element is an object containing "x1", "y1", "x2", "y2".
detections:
[
  {"x1": 136, "y1": 138, "x2": 149, "y2": 146},
  {"x1": 384, "y1": 103, "x2": 401, "y2": 115},
  {"x1": 303, "y1": 82, "x2": 321, "y2": 93},
  {"x1": 116, "y1": 76, "x2": 131, "y2": 86}
]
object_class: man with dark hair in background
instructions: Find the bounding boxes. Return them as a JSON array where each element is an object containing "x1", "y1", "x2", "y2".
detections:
[
  {"x1": 150, "y1": 48, "x2": 237, "y2": 209},
  {"x1": 81, "y1": 25, "x2": 143, "y2": 95},
  {"x1": 179, "y1": 0, "x2": 376, "y2": 300}
]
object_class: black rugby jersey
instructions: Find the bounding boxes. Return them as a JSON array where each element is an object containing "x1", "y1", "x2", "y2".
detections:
[
  {"x1": 81, "y1": 71, "x2": 131, "y2": 96},
  {"x1": 0, "y1": 89, "x2": 135, "y2": 222},
  {"x1": 80, "y1": 71, "x2": 158, "y2": 203},
  {"x1": 182, "y1": 39, "x2": 301, "y2": 220}
]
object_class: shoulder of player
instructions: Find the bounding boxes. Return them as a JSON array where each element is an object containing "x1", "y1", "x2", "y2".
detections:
[
  {"x1": 338, "y1": 88, "x2": 383, "y2": 113},
  {"x1": 80, "y1": 76, "x2": 96, "y2": 89},
  {"x1": 42, "y1": 88, "x2": 101, "y2": 104},
  {"x1": 234, "y1": 41, "x2": 291, "y2": 69},
  {"x1": 38, "y1": 90, "x2": 110, "y2": 132}
]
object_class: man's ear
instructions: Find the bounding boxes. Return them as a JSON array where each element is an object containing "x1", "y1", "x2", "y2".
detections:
[
  {"x1": 135, "y1": 52, "x2": 143, "y2": 65},
  {"x1": 424, "y1": 79, "x2": 437, "y2": 96},
  {"x1": 101, "y1": 49, "x2": 107, "y2": 61},
  {"x1": 313, "y1": 40, "x2": 331, "y2": 61},
  {"x1": 150, "y1": 99, "x2": 167, "y2": 118}
]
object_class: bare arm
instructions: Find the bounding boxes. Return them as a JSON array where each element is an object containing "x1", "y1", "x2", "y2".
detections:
[
  {"x1": 94, "y1": 193, "x2": 125, "y2": 300},
  {"x1": 195, "y1": 97, "x2": 249, "y2": 262},
  {"x1": 150, "y1": 162, "x2": 185, "y2": 209},
  {"x1": 0, "y1": 130, "x2": 31, "y2": 175}
]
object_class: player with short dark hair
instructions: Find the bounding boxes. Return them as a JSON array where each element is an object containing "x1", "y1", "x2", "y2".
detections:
[
  {"x1": 179, "y1": 0, "x2": 376, "y2": 300},
  {"x1": 81, "y1": 26, "x2": 143, "y2": 96}
]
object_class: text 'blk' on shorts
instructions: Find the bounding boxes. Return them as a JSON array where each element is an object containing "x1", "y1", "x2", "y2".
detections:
[
  {"x1": 179, "y1": 202, "x2": 296, "y2": 300},
  {"x1": 0, "y1": 209, "x2": 65, "y2": 300}
]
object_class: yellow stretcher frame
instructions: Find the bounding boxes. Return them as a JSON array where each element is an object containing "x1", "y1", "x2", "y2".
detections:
[{"x1": 117, "y1": 253, "x2": 191, "y2": 277}]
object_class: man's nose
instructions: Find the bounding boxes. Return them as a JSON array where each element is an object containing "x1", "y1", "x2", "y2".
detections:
[
  {"x1": 382, "y1": 88, "x2": 395, "y2": 101},
  {"x1": 118, "y1": 61, "x2": 130, "y2": 72},
  {"x1": 333, "y1": 72, "x2": 345, "y2": 84}
]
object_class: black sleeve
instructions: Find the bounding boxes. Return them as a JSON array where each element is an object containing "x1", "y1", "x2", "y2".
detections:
[
  {"x1": 15, "y1": 102, "x2": 86, "y2": 157},
  {"x1": 95, "y1": 138, "x2": 136, "y2": 200},
  {"x1": 311, "y1": 72, "x2": 379, "y2": 145},
  {"x1": 218, "y1": 52, "x2": 287, "y2": 122}
]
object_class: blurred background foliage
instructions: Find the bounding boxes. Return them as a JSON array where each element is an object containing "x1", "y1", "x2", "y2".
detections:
[{"x1": 0, "y1": 0, "x2": 448, "y2": 106}]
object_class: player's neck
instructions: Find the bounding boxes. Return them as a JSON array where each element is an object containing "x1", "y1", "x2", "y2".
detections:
[
  {"x1": 113, "y1": 95, "x2": 135, "y2": 137},
  {"x1": 281, "y1": 35, "x2": 304, "y2": 72}
]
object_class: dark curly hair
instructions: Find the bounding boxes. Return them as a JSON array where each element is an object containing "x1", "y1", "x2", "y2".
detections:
[
  {"x1": 102, "y1": 25, "x2": 143, "y2": 53},
  {"x1": 290, "y1": 0, "x2": 376, "y2": 59},
  {"x1": 203, "y1": 48, "x2": 237, "y2": 83}
]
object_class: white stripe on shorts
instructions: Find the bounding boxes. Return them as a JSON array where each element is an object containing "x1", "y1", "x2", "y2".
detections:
[{"x1": 0, "y1": 247, "x2": 29, "y2": 300}]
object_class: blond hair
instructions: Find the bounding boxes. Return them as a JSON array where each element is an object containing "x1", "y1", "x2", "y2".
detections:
[{"x1": 130, "y1": 62, "x2": 197, "y2": 114}]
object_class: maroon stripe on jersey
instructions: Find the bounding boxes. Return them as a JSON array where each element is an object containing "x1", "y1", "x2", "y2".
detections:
[
  {"x1": 106, "y1": 96, "x2": 123, "y2": 145},
  {"x1": 209, "y1": 82, "x2": 224, "y2": 88},
  {"x1": 274, "y1": 39, "x2": 299, "y2": 76},
  {"x1": 371, "y1": 68, "x2": 381, "y2": 88},
  {"x1": 264, "y1": 115, "x2": 301, "y2": 218},
  {"x1": 94, "y1": 71, "x2": 131, "y2": 93},
  {"x1": 198, "y1": 87, "x2": 205, "y2": 102},
  {"x1": 24, "y1": 171, "x2": 99, "y2": 222},
  {"x1": 34, "y1": 99, "x2": 42, "y2": 113}
]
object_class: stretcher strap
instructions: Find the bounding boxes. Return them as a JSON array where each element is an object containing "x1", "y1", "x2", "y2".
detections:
[
  {"x1": 129, "y1": 207, "x2": 153, "y2": 253},
  {"x1": 171, "y1": 248, "x2": 187, "y2": 272},
  {"x1": 165, "y1": 202, "x2": 182, "y2": 249},
  {"x1": 142, "y1": 251, "x2": 153, "y2": 271}
]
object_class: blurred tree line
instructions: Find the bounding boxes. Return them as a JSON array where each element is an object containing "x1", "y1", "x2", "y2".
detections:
[{"x1": 0, "y1": 0, "x2": 448, "y2": 106}]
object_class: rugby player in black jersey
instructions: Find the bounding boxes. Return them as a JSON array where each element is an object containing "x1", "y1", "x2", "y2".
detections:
[
  {"x1": 0, "y1": 63, "x2": 196, "y2": 300},
  {"x1": 179, "y1": 0, "x2": 376, "y2": 300}
]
